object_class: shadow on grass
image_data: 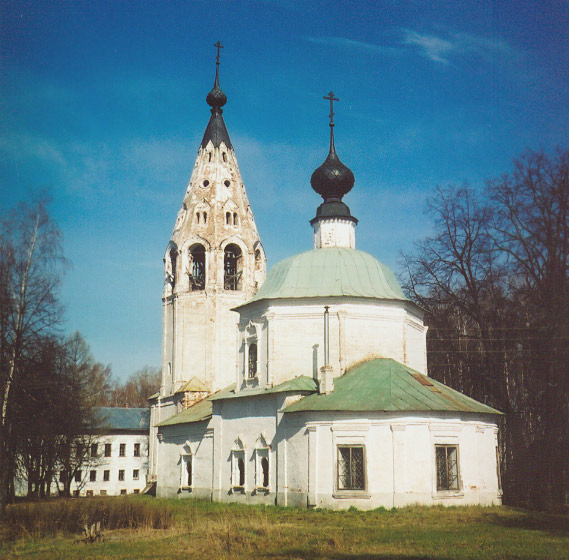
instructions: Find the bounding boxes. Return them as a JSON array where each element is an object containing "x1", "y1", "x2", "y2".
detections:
[
  {"x1": 265, "y1": 553, "x2": 439, "y2": 560},
  {"x1": 485, "y1": 509, "x2": 569, "y2": 538}
]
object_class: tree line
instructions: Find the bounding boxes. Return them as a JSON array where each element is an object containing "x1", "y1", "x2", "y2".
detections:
[
  {"x1": 401, "y1": 149, "x2": 568, "y2": 508},
  {"x1": 0, "y1": 198, "x2": 159, "y2": 512}
]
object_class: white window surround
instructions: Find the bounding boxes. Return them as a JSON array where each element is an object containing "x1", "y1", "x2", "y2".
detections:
[
  {"x1": 331, "y1": 429, "x2": 370, "y2": 499},
  {"x1": 231, "y1": 437, "x2": 246, "y2": 492}
]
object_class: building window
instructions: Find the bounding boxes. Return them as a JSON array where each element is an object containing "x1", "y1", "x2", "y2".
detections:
[
  {"x1": 255, "y1": 448, "x2": 269, "y2": 489},
  {"x1": 74, "y1": 470, "x2": 82, "y2": 483},
  {"x1": 337, "y1": 446, "x2": 365, "y2": 491},
  {"x1": 119, "y1": 443, "x2": 126, "y2": 457},
  {"x1": 118, "y1": 470, "x2": 125, "y2": 481},
  {"x1": 226, "y1": 211, "x2": 231, "y2": 225},
  {"x1": 224, "y1": 244, "x2": 242, "y2": 290},
  {"x1": 120, "y1": 489, "x2": 127, "y2": 495},
  {"x1": 233, "y1": 212, "x2": 238, "y2": 226},
  {"x1": 105, "y1": 443, "x2": 111, "y2": 457},
  {"x1": 73, "y1": 490, "x2": 80, "y2": 497},
  {"x1": 248, "y1": 343, "x2": 258, "y2": 378},
  {"x1": 202, "y1": 211, "x2": 207, "y2": 223},
  {"x1": 90, "y1": 470, "x2": 96, "y2": 482},
  {"x1": 134, "y1": 443, "x2": 141, "y2": 457},
  {"x1": 231, "y1": 450, "x2": 245, "y2": 489},
  {"x1": 181, "y1": 454, "x2": 192, "y2": 489},
  {"x1": 100, "y1": 490, "x2": 107, "y2": 496},
  {"x1": 222, "y1": 152, "x2": 227, "y2": 162},
  {"x1": 90, "y1": 443, "x2": 98, "y2": 458},
  {"x1": 224, "y1": 180, "x2": 230, "y2": 187},
  {"x1": 133, "y1": 489, "x2": 140, "y2": 494},
  {"x1": 436, "y1": 445, "x2": 460, "y2": 491},
  {"x1": 86, "y1": 490, "x2": 93, "y2": 497},
  {"x1": 133, "y1": 469, "x2": 139, "y2": 480},
  {"x1": 103, "y1": 470, "x2": 110, "y2": 481},
  {"x1": 196, "y1": 212, "x2": 200, "y2": 224},
  {"x1": 169, "y1": 248, "x2": 177, "y2": 287},
  {"x1": 188, "y1": 244, "x2": 206, "y2": 290}
]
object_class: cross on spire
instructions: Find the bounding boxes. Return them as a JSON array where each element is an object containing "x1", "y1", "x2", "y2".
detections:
[
  {"x1": 324, "y1": 91, "x2": 339, "y2": 128},
  {"x1": 214, "y1": 40, "x2": 224, "y2": 65}
]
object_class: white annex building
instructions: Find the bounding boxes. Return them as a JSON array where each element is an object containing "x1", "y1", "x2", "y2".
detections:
[{"x1": 148, "y1": 48, "x2": 502, "y2": 509}]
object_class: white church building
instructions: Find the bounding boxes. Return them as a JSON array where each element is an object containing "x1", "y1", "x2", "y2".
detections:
[{"x1": 148, "y1": 47, "x2": 502, "y2": 509}]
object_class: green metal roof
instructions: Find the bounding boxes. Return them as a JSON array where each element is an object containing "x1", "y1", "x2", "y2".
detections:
[
  {"x1": 157, "y1": 385, "x2": 235, "y2": 427},
  {"x1": 210, "y1": 375, "x2": 317, "y2": 401},
  {"x1": 284, "y1": 359, "x2": 501, "y2": 415},
  {"x1": 238, "y1": 248, "x2": 408, "y2": 307},
  {"x1": 97, "y1": 407, "x2": 150, "y2": 430}
]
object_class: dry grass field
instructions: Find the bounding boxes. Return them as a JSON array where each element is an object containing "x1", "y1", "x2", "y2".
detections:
[{"x1": 1, "y1": 496, "x2": 567, "y2": 559}]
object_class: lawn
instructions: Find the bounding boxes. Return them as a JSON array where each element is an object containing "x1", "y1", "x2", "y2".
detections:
[{"x1": 1, "y1": 497, "x2": 567, "y2": 559}]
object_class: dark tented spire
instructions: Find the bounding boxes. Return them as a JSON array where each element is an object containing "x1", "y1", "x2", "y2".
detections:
[
  {"x1": 201, "y1": 41, "x2": 232, "y2": 150},
  {"x1": 310, "y1": 91, "x2": 356, "y2": 224}
]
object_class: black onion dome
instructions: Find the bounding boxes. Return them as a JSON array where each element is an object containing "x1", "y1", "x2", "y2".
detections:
[
  {"x1": 206, "y1": 85, "x2": 227, "y2": 108},
  {"x1": 310, "y1": 148, "x2": 355, "y2": 200}
]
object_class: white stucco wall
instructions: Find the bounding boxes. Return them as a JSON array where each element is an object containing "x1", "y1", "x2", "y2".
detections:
[{"x1": 237, "y1": 298, "x2": 427, "y2": 391}]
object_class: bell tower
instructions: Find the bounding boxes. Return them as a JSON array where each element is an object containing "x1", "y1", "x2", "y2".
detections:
[{"x1": 161, "y1": 42, "x2": 266, "y2": 401}]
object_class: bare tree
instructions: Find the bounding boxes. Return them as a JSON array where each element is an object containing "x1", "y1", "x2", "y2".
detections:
[
  {"x1": 104, "y1": 366, "x2": 161, "y2": 408},
  {"x1": 0, "y1": 196, "x2": 65, "y2": 514}
]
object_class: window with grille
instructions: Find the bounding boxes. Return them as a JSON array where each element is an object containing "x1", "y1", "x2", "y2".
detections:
[
  {"x1": 337, "y1": 446, "x2": 365, "y2": 490},
  {"x1": 435, "y1": 445, "x2": 460, "y2": 491}
]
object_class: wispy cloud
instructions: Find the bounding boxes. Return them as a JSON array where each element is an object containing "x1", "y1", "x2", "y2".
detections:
[
  {"x1": 308, "y1": 30, "x2": 514, "y2": 67},
  {"x1": 307, "y1": 36, "x2": 400, "y2": 56},
  {"x1": 401, "y1": 29, "x2": 513, "y2": 65}
]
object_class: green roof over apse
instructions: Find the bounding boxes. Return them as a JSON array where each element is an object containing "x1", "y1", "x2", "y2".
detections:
[
  {"x1": 210, "y1": 375, "x2": 317, "y2": 401},
  {"x1": 284, "y1": 359, "x2": 501, "y2": 415},
  {"x1": 237, "y1": 248, "x2": 408, "y2": 308}
]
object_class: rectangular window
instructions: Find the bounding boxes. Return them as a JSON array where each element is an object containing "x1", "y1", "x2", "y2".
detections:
[
  {"x1": 74, "y1": 470, "x2": 82, "y2": 483},
  {"x1": 73, "y1": 490, "x2": 80, "y2": 497},
  {"x1": 231, "y1": 450, "x2": 245, "y2": 489},
  {"x1": 86, "y1": 490, "x2": 93, "y2": 497},
  {"x1": 133, "y1": 469, "x2": 139, "y2": 480},
  {"x1": 118, "y1": 469, "x2": 125, "y2": 481},
  {"x1": 133, "y1": 489, "x2": 140, "y2": 494},
  {"x1": 90, "y1": 470, "x2": 96, "y2": 482},
  {"x1": 436, "y1": 445, "x2": 460, "y2": 491},
  {"x1": 255, "y1": 448, "x2": 269, "y2": 489},
  {"x1": 337, "y1": 446, "x2": 365, "y2": 491},
  {"x1": 105, "y1": 443, "x2": 111, "y2": 457},
  {"x1": 103, "y1": 470, "x2": 110, "y2": 482},
  {"x1": 59, "y1": 470, "x2": 66, "y2": 483},
  {"x1": 134, "y1": 443, "x2": 141, "y2": 457},
  {"x1": 90, "y1": 443, "x2": 98, "y2": 458},
  {"x1": 100, "y1": 490, "x2": 107, "y2": 496},
  {"x1": 120, "y1": 489, "x2": 127, "y2": 495},
  {"x1": 119, "y1": 443, "x2": 126, "y2": 457},
  {"x1": 181, "y1": 455, "x2": 192, "y2": 489}
]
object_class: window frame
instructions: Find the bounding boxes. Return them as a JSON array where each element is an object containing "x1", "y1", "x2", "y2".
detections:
[
  {"x1": 133, "y1": 469, "x2": 139, "y2": 481},
  {"x1": 118, "y1": 469, "x2": 125, "y2": 482},
  {"x1": 180, "y1": 453, "x2": 193, "y2": 490},
  {"x1": 104, "y1": 443, "x2": 111, "y2": 457},
  {"x1": 119, "y1": 443, "x2": 126, "y2": 457},
  {"x1": 89, "y1": 470, "x2": 97, "y2": 482},
  {"x1": 134, "y1": 443, "x2": 141, "y2": 457},
  {"x1": 103, "y1": 470, "x2": 110, "y2": 482},
  {"x1": 435, "y1": 444, "x2": 461, "y2": 492},
  {"x1": 255, "y1": 447, "x2": 270, "y2": 491},
  {"x1": 231, "y1": 449, "x2": 246, "y2": 491},
  {"x1": 335, "y1": 445, "x2": 367, "y2": 493}
]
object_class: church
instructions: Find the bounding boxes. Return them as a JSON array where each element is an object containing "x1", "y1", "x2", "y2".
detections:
[{"x1": 148, "y1": 46, "x2": 502, "y2": 509}]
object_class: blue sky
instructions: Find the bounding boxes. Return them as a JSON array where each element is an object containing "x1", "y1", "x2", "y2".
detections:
[{"x1": 1, "y1": 0, "x2": 568, "y2": 380}]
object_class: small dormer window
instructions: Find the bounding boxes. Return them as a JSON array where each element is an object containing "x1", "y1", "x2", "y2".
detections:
[
  {"x1": 233, "y1": 213, "x2": 238, "y2": 226},
  {"x1": 226, "y1": 212, "x2": 231, "y2": 225},
  {"x1": 203, "y1": 180, "x2": 209, "y2": 188},
  {"x1": 222, "y1": 152, "x2": 227, "y2": 162},
  {"x1": 224, "y1": 180, "x2": 230, "y2": 187},
  {"x1": 196, "y1": 212, "x2": 200, "y2": 224},
  {"x1": 203, "y1": 212, "x2": 207, "y2": 223},
  {"x1": 208, "y1": 152, "x2": 212, "y2": 162}
]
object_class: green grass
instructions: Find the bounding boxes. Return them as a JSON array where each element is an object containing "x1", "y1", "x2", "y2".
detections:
[{"x1": 1, "y1": 497, "x2": 567, "y2": 559}]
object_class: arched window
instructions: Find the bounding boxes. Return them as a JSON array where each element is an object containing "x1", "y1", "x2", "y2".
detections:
[
  {"x1": 208, "y1": 152, "x2": 212, "y2": 162},
  {"x1": 222, "y1": 152, "x2": 227, "y2": 162},
  {"x1": 224, "y1": 244, "x2": 242, "y2": 290},
  {"x1": 169, "y1": 248, "x2": 177, "y2": 287},
  {"x1": 186, "y1": 456, "x2": 192, "y2": 486},
  {"x1": 195, "y1": 212, "x2": 200, "y2": 224},
  {"x1": 188, "y1": 244, "x2": 206, "y2": 290},
  {"x1": 233, "y1": 213, "x2": 238, "y2": 226},
  {"x1": 226, "y1": 212, "x2": 231, "y2": 225},
  {"x1": 202, "y1": 212, "x2": 207, "y2": 223},
  {"x1": 248, "y1": 343, "x2": 257, "y2": 378}
]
